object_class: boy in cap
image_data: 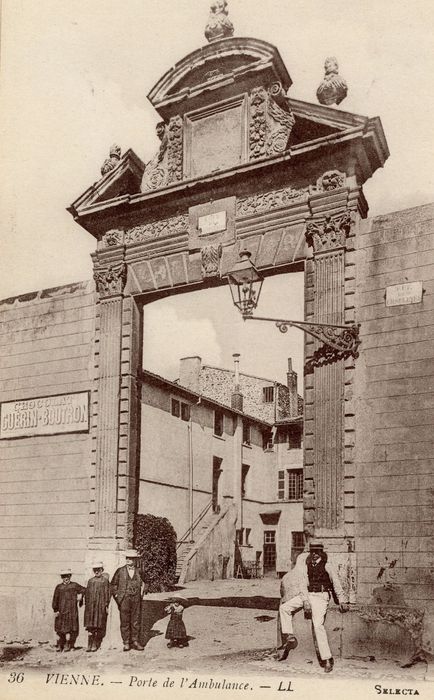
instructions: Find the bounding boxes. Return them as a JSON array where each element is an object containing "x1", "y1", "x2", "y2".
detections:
[
  {"x1": 84, "y1": 562, "x2": 111, "y2": 652},
  {"x1": 111, "y1": 550, "x2": 147, "y2": 651},
  {"x1": 278, "y1": 539, "x2": 349, "y2": 672},
  {"x1": 52, "y1": 569, "x2": 85, "y2": 652}
]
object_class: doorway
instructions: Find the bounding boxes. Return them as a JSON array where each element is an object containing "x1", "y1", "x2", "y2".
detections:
[
  {"x1": 263, "y1": 530, "x2": 276, "y2": 575},
  {"x1": 212, "y1": 456, "x2": 222, "y2": 514}
]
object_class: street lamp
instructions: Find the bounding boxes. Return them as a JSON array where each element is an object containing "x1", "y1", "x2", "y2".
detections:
[
  {"x1": 226, "y1": 250, "x2": 263, "y2": 318},
  {"x1": 226, "y1": 250, "x2": 360, "y2": 356}
]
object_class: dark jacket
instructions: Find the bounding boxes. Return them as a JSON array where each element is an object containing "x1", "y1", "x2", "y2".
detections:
[
  {"x1": 84, "y1": 574, "x2": 111, "y2": 630},
  {"x1": 52, "y1": 581, "x2": 85, "y2": 634},
  {"x1": 110, "y1": 566, "x2": 146, "y2": 605}
]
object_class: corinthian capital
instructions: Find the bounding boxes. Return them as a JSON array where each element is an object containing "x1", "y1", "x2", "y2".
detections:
[
  {"x1": 93, "y1": 262, "x2": 127, "y2": 298},
  {"x1": 305, "y1": 211, "x2": 354, "y2": 253}
]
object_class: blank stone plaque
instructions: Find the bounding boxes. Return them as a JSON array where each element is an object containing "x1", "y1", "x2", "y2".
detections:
[{"x1": 185, "y1": 96, "x2": 247, "y2": 179}]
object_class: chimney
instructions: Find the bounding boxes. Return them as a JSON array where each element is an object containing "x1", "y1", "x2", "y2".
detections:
[
  {"x1": 287, "y1": 357, "x2": 298, "y2": 417},
  {"x1": 179, "y1": 356, "x2": 202, "y2": 393},
  {"x1": 231, "y1": 353, "x2": 243, "y2": 411}
]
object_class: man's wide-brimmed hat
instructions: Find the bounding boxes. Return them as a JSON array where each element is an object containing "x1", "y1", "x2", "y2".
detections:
[
  {"x1": 309, "y1": 540, "x2": 324, "y2": 551},
  {"x1": 124, "y1": 549, "x2": 139, "y2": 558},
  {"x1": 92, "y1": 561, "x2": 104, "y2": 569},
  {"x1": 60, "y1": 568, "x2": 72, "y2": 576}
]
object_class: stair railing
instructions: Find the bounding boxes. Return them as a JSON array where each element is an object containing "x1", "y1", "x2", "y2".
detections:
[{"x1": 176, "y1": 499, "x2": 213, "y2": 549}]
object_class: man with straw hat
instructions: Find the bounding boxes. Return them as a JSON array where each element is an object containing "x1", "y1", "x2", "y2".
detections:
[
  {"x1": 52, "y1": 568, "x2": 85, "y2": 652},
  {"x1": 84, "y1": 561, "x2": 111, "y2": 652},
  {"x1": 111, "y1": 550, "x2": 147, "y2": 651}
]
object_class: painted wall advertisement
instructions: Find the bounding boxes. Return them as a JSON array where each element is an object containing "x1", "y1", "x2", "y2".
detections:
[{"x1": 0, "y1": 391, "x2": 89, "y2": 439}]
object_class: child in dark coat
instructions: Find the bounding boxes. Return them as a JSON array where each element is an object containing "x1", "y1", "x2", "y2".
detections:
[{"x1": 164, "y1": 599, "x2": 188, "y2": 648}]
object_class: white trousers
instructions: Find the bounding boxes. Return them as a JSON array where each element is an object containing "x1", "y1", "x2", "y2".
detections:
[{"x1": 279, "y1": 591, "x2": 331, "y2": 660}]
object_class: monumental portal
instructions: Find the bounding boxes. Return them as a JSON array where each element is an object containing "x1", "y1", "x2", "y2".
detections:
[{"x1": 0, "y1": 5, "x2": 433, "y2": 659}]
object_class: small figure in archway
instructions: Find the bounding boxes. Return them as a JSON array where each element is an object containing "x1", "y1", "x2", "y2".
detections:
[
  {"x1": 164, "y1": 598, "x2": 189, "y2": 648},
  {"x1": 52, "y1": 568, "x2": 85, "y2": 652}
]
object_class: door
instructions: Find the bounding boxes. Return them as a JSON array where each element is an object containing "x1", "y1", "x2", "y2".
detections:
[
  {"x1": 212, "y1": 457, "x2": 222, "y2": 513},
  {"x1": 263, "y1": 530, "x2": 276, "y2": 575}
]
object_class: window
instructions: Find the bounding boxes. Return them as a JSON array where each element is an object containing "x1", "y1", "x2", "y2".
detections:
[
  {"x1": 171, "y1": 398, "x2": 190, "y2": 421},
  {"x1": 242, "y1": 420, "x2": 251, "y2": 445},
  {"x1": 287, "y1": 428, "x2": 300, "y2": 450},
  {"x1": 241, "y1": 464, "x2": 250, "y2": 498},
  {"x1": 263, "y1": 386, "x2": 274, "y2": 403},
  {"x1": 214, "y1": 410, "x2": 224, "y2": 436},
  {"x1": 262, "y1": 429, "x2": 273, "y2": 450},
  {"x1": 181, "y1": 402, "x2": 190, "y2": 421},
  {"x1": 278, "y1": 470, "x2": 285, "y2": 500},
  {"x1": 263, "y1": 530, "x2": 276, "y2": 570},
  {"x1": 291, "y1": 531, "x2": 305, "y2": 566},
  {"x1": 288, "y1": 469, "x2": 303, "y2": 501},
  {"x1": 277, "y1": 469, "x2": 303, "y2": 501},
  {"x1": 245, "y1": 528, "x2": 251, "y2": 546}
]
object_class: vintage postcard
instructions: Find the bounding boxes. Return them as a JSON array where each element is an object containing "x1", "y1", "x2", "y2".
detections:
[{"x1": 0, "y1": 1, "x2": 433, "y2": 699}]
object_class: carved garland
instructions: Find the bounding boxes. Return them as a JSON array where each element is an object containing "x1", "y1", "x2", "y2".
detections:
[
  {"x1": 125, "y1": 214, "x2": 188, "y2": 245},
  {"x1": 236, "y1": 171, "x2": 347, "y2": 218},
  {"x1": 237, "y1": 186, "x2": 308, "y2": 217},
  {"x1": 249, "y1": 87, "x2": 268, "y2": 160},
  {"x1": 249, "y1": 84, "x2": 295, "y2": 161},
  {"x1": 167, "y1": 116, "x2": 184, "y2": 183}
]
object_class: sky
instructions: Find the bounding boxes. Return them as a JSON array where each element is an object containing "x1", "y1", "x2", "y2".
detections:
[{"x1": 1, "y1": 0, "x2": 433, "y2": 383}]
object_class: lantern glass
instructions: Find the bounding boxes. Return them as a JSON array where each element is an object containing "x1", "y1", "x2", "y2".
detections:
[{"x1": 227, "y1": 251, "x2": 263, "y2": 317}]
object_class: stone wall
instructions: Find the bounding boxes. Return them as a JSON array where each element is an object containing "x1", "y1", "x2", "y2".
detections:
[
  {"x1": 354, "y1": 203, "x2": 434, "y2": 622},
  {"x1": 182, "y1": 503, "x2": 237, "y2": 582},
  {"x1": 0, "y1": 281, "x2": 94, "y2": 639},
  {"x1": 195, "y1": 365, "x2": 296, "y2": 422}
]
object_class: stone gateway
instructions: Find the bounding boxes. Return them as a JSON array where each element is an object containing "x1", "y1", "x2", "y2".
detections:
[{"x1": 0, "y1": 1, "x2": 433, "y2": 664}]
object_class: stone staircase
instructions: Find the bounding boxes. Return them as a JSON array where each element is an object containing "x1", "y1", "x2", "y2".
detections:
[{"x1": 175, "y1": 501, "x2": 216, "y2": 580}]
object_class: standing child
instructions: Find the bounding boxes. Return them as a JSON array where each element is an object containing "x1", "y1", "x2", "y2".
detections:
[
  {"x1": 52, "y1": 568, "x2": 85, "y2": 652},
  {"x1": 84, "y1": 562, "x2": 111, "y2": 652},
  {"x1": 164, "y1": 598, "x2": 189, "y2": 648}
]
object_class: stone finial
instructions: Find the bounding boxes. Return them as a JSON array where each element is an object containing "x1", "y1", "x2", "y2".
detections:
[
  {"x1": 316, "y1": 57, "x2": 348, "y2": 106},
  {"x1": 101, "y1": 143, "x2": 122, "y2": 176},
  {"x1": 205, "y1": 0, "x2": 234, "y2": 42}
]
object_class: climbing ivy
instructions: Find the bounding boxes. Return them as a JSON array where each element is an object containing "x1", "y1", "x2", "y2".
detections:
[{"x1": 134, "y1": 513, "x2": 177, "y2": 592}]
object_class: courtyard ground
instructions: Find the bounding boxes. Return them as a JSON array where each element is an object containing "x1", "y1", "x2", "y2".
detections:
[{"x1": 0, "y1": 579, "x2": 431, "y2": 690}]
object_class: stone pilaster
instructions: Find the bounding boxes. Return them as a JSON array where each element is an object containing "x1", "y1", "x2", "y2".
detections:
[
  {"x1": 117, "y1": 295, "x2": 143, "y2": 545},
  {"x1": 90, "y1": 253, "x2": 139, "y2": 553},
  {"x1": 93, "y1": 295, "x2": 123, "y2": 538},
  {"x1": 304, "y1": 210, "x2": 353, "y2": 534}
]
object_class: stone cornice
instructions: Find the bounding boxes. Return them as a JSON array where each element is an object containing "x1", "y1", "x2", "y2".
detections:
[{"x1": 69, "y1": 123, "x2": 385, "y2": 237}]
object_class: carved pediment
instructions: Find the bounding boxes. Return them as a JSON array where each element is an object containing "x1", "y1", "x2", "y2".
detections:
[
  {"x1": 68, "y1": 148, "x2": 145, "y2": 216},
  {"x1": 148, "y1": 37, "x2": 292, "y2": 121},
  {"x1": 288, "y1": 99, "x2": 371, "y2": 146}
]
